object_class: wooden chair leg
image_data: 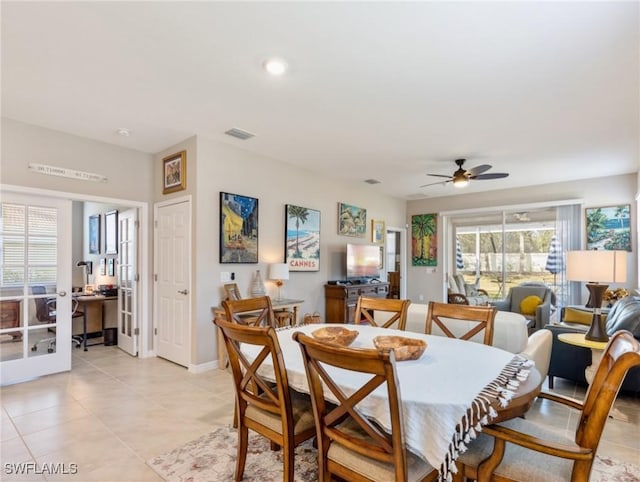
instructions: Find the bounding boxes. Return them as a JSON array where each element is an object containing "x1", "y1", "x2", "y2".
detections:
[
  {"x1": 283, "y1": 441, "x2": 295, "y2": 482},
  {"x1": 235, "y1": 425, "x2": 249, "y2": 481}
]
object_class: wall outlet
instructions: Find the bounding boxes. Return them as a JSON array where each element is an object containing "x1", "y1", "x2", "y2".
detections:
[
  {"x1": 220, "y1": 271, "x2": 231, "y2": 282},
  {"x1": 418, "y1": 294, "x2": 424, "y2": 301}
]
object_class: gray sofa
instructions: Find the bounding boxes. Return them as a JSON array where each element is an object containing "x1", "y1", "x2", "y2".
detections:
[{"x1": 546, "y1": 296, "x2": 640, "y2": 393}]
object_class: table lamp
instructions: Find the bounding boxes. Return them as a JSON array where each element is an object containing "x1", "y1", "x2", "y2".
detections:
[
  {"x1": 566, "y1": 250, "x2": 626, "y2": 342},
  {"x1": 76, "y1": 261, "x2": 93, "y2": 291},
  {"x1": 268, "y1": 263, "x2": 289, "y2": 301}
]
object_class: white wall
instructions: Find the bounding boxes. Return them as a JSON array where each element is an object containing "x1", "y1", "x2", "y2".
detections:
[
  {"x1": 1, "y1": 118, "x2": 154, "y2": 201},
  {"x1": 189, "y1": 137, "x2": 406, "y2": 365},
  {"x1": 407, "y1": 174, "x2": 638, "y2": 304}
]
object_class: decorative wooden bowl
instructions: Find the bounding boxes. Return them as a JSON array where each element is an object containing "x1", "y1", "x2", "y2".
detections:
[
  {"x1": 311, "y1": 326, "x2": 359, "y2": 346},
  {"x1": 373, "y1": 336, "x2": 427, "y2": 361}
]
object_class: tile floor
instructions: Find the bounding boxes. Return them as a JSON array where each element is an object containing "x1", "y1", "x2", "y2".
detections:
[{"x1": 1, "y1": 345, "x2": 638, "y2": 481}]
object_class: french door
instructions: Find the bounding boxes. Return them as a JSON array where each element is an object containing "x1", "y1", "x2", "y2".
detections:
[
  {"x1": 117, "y1": 208, "x2": 138, "y2": 356},
  {"x1": 0, "y1": 192, "x2": 72, "y2": 385}
]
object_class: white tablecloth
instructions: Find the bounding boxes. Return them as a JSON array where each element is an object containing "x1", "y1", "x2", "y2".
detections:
[{"x1": 241, "y1": 324, "x2": 533, "y2": 480}]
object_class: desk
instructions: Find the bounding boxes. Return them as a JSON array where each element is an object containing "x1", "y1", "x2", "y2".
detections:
[
  {"x1": 74, "y1": 295, "x2": 118, "y2": 351},
  {"x1": 0, "y1": 299, "x2": 22, "y2": 340},
  {"x1": 212, "y1": 298, "x2": 304, "y2": 369},
  {"x1": 242, "y1": 324, "x2": 540, "y2": 478}
]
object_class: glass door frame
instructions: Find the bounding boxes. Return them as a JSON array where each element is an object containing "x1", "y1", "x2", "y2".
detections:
[{"x1": 0, "y1": 192, "x2": 72, "y2": 385}]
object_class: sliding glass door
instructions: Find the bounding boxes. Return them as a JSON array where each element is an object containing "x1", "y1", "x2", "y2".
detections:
[{"x1": 451, "y1": 204, "x2": 579, "y2": 309}]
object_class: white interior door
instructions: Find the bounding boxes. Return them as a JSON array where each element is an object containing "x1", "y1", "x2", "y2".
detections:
[
  {"x1": 0, "y1": 192, "x2": 72, "y2": 386},
  {"x1": 154, "y1": 199, "x2": 191, "y2": 367},
  {"x1": 117, "y1": 208, "x2": 138, "y2": 356}
]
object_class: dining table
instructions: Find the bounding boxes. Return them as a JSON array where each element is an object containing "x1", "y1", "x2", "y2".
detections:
[{"x1": 241, "y1": 323, "x2": 541, "y2": 481}]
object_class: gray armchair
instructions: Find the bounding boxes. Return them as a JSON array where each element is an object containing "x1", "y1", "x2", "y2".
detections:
[
  {"x1": 492, "y1": 281, "x2": 555, "y2": 331},
  {"x1": 546, "y1": 296, "x2": 640, "y2": 393}
]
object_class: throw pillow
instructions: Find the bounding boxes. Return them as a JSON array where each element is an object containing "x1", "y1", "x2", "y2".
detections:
[
  {"x1": 563, "y1": 307, "x2": 593, "y2": 326},
  {"x1": 520, "y1": 295, "x2": 543, "y2": 315},
  {"x1": 464, "y1": 283, "x2": 478, "y2": 296}
]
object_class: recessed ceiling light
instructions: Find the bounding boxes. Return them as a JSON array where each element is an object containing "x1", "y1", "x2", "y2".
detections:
[
  {"x1": 263, "y1": 58, "x2": 288, "y2": 76},
  {"x1": 116, "y1": 128, "x2": 131, "y2": 137}
]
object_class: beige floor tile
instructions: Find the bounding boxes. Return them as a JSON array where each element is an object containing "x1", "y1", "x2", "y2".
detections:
[
  {"x1": 21, "y1": 415, "x2": 111, "y2": 458},
  {"x1": 35, "y1": 438, "x2": 138, "y2": 480},
  {"x1": 0, "y1": 437, "x2": 33, "y2": 464},
  {"x1": 1, "y1": 417, "x2": 20, "y2": 442},
  {"x1": 11, "y1": 400, "x2": 91, "y2": 436}
]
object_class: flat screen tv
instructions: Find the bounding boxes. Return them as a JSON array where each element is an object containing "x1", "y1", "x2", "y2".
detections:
[{"x1": 346, "y1": 243, "x2": 381, "y2": 281}]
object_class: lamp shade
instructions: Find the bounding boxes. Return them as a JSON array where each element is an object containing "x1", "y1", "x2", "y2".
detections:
[
  {"x1": 268, "y1": 263, "x2": 289, "y2": 281},
  {"x1": 566, "y1": 250, "x2": 627, "y2": 283}
]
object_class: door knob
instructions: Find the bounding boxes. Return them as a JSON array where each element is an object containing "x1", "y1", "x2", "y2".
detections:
[
  {"x1": 58, "y1": 291, "x2": 67, "y2": 297},
  {"x1": 178, "y1": 289, "x2": 188, "y2": 295}
]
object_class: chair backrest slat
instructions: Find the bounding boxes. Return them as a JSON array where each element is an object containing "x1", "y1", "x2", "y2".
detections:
[
  {"x1": 354, "y1": 296, "x2": 411, "y2": 330},
  {"x1": 222, "y1": 296, "x2": 276, "y2": 328},
  {"x1": 215, "y1": 318, "x2": 294, "y2": 427},
  {"x1": 294, "y1": 331, "x2": 409, "y2": 480},
  {"x1": 425, "y1": 301, "x2": 496, "y2": 346}
]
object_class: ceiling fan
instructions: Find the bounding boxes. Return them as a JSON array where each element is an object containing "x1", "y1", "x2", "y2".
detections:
[{"x1": 420, "y1": 159, "x2": 509, "y2": 188}]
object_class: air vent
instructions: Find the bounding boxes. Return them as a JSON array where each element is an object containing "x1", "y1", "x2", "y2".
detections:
[
  {"x1": 364, "y1": 179, "x2": 381, "y2": 185},
  {"x1": 224, "y1": 128, "x2": 255, "y2": 140}
]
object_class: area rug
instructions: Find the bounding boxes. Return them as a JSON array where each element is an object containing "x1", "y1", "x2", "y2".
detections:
[{"x1": 147, "y1": 425, "x2": 640, "y2": 482}]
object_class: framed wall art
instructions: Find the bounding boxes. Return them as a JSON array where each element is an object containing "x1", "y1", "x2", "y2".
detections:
[
  {"x1": 163, "y1": 150, "x2": 187, "y2": 194},
  {"x1": 585, "y1": 204, "x2": 631, "y2": 251},
  {"x1": 88, "y1": 214, "x2": 100, "y2": 254},
  {"x1": 285, "y1": 204, "x2": 320, "y2": 271},
  {"x1": 104, "y1": 210, "x2": 119, "y2": 255},
  {"x1": 371, "y1": 219, "x2": 386, "y2": 244},
  {"x1": 338, "y1": 202, "x2": 366, "y2": 237},
  {"x1": 108, "y1": 258, "x2": 115, "y2": 277},
  {"x1": 220, "y1": 192, "x2": 259, "y2": 263},
  {"x1": 99, "y1": 258, "x2": 106, "y2": 276},
  {"x1": 411, "y1": 213, "x2": 438, "y2": 266}
]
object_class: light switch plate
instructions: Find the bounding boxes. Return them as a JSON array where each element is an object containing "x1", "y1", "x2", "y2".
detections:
[{"x1": 220, "y1": 271, "x2": 231, "y2": 282}]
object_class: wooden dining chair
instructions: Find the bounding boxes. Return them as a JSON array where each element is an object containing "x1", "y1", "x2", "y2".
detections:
[
  {"x1": 215, "y1": 318, "x2": 316, "y2": 482},
  {"x1": 354, "y1": 296, "x2": 411, "y2": 330},
  {"x1": 425, "y1": 301, "x2": 496, "y2": 346},
  {"x1": 456, "y1": 330, "x2": 640, "y2": 482},
  {"x1": 223, "y1": 282, "x2": 243, "y2": 301},
  {"x1": 293, "y1": 331, "x2": 438, "y2": 482},
  {"x1": 222, "y1": 295, "x2": 276, "y2": 328}
]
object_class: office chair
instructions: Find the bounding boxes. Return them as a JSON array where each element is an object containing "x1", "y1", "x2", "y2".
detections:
[{"x1": 31, "y1": 286, "x2": 84, "y2": 352}]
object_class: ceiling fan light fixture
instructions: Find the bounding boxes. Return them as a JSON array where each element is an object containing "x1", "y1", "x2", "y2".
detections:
[
  {"x1": 453, "y1": 177, "x2": 469, "y2": 188},
  {"x1": 263, "y1": 58, "x2": 288, "y2": 76}
]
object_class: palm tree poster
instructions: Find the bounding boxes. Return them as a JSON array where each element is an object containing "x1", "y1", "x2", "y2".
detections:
[
  {"x1": 585, "y1": 204, "x2": 631, "y2": 251},
  {"x1": 338, "y1": 202, "x2": 366, "y2": 237},
  {"x1": 285, "y1": 205, "x2": 320, "y2": 271},
  {"x1": 412, "y1": 213, "x2": 438, "y2": 266}
]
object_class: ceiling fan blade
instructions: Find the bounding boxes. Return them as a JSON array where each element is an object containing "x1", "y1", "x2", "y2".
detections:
[
  {"x1": 466, "y1": 164, "x2": 492, "y2": 176},
  {"x1": 472, "y1": 172, "x2": 509, "y2": 180},
  {"x1": 426, "y1": 174, "x2": 453, "y2": 179},
  {"x1": 420, "y1": 180, "x2": 452, "y2": 188}
]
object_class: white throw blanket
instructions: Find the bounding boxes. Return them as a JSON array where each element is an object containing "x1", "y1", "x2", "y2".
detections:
[{"x1": 241, "y1": 324, "x2": 533, "y2": 481}]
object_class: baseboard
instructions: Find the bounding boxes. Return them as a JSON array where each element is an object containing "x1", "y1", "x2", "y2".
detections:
[
  {"x1": 188, "y1": 360, "x2": 218, "y2": 373},
  {"x1": 140, "y1": 350, "x2": 155, "y2": 358}
]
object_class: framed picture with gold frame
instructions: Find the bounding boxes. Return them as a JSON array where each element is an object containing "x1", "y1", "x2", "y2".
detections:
[
  {"x1": 371, "y1": 219, "x2": 385, "y2": 244},
  {"x1": 163, "y1": 150, "x2": 187, "y2": 194}
]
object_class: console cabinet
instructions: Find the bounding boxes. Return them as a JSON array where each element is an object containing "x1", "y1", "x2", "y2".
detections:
[{"x1": 324, "y1": 282, "x2": 389, "y2": 323}]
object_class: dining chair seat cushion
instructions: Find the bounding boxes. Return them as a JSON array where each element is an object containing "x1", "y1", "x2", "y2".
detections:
[
  {"x1": 245, "y1": 390, "x2": 316, "y2": 435},
  {"x1": 327, "y1": 419, "x2": 435, "y2": 482},
  {"x1": 457, "y1": 417, "x2": 577, "y2": 482}
]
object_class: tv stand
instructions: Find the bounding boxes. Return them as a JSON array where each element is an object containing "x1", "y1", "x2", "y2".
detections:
[{"x1": 325, "y1": 282, "x2": 390, "y2": 323}]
